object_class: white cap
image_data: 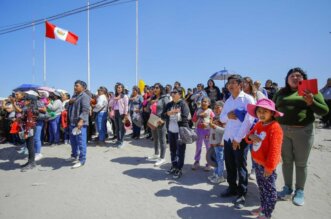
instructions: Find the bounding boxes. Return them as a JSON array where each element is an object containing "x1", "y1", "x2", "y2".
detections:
[
  {"x1": 24, "y1": 90, "x2": 39, "y2": 97},
  {"x1": 38, "y1": 90, "x2": 49, "y2": 98}
]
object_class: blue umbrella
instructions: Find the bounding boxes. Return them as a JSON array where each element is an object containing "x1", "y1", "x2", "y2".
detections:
[
  {"x1": 13, "y1": 84, "x2": 40, "y2": 92},
  {"x1": 210, "y1": 69, "x2": 230, "y2": 81}
]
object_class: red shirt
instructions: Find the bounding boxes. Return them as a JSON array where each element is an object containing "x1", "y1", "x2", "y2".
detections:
[
  {"x1": 61, "y1": 110, "x2": 68, "y2": 128},
  {"x1": 245, "y1": 121, "x2": 283, "y2": 172}
]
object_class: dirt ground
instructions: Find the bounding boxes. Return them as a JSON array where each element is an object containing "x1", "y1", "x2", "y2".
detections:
[{"x1": 0, "y1": 126, "x2": 330, "y2": 219}]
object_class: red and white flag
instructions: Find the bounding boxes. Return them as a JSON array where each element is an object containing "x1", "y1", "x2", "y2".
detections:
[{"x1": 45, "y1": 21, "x2": 78, "y2": 45}]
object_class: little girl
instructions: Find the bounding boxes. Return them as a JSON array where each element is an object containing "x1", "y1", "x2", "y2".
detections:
[
  {"x1": 192, "y1": 97, "x2": 214, "y2": 171},
  {"x1": 245, "y1": 98, "x2": 284, "y2": 219}
]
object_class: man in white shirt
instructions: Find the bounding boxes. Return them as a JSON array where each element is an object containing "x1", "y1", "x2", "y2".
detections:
[{"x1": 219, "y1": 75, "x2": 255, "y2": 209}]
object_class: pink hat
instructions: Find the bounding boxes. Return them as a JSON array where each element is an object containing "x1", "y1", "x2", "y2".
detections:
[{"x1": 247, "y1": 98, "x2": 284, "y2": 118}]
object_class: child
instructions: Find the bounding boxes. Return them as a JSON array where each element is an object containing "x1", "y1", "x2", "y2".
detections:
[
  {"x1": 192, "y1": 97, "x2": 214, "y2": 171},
  {"x1": 208, "y1": 101, "x2": 226, "y2": 183},
  {"x1": 20, "y1": 94, "x2": 39, "y2": 172},
  {"x1": 9, "y1": 118, "x2": 21, "y2": 145},
  {"x1": 245, "y1": 98, "x2": 284, "y2": 219}
]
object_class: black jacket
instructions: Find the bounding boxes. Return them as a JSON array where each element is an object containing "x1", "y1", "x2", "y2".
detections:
[{"x1": 164, "y1": 99, "x2": 190, "y2": 130}]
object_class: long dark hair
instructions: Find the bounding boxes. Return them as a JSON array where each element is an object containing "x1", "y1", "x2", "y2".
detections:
[
  {"x1": 152, "y1": 83, "x2": 166, "y2": 99},
  {"x1": 115, "y1": 83, "x2": 125, "y2": 97},
  {"x1": 281, "y1": 67, "x2": 308, "y2": 93},
  {"x1": 207, "y1": 79, "x2": 216, "y2": 88}
]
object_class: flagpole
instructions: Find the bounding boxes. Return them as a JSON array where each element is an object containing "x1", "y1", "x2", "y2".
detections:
[
  {"x1": 135, "y1": 0, "x2": 139, "y2": 85},
  {"x1": 87, "y1": 0, "x2": 91, "y2": 90},
  {"x1": 43, "y1": 21, "x2": 47, "y2": 86},
  {"x1": 32, "y1": 22, "x2": 36, "y2": 83}
]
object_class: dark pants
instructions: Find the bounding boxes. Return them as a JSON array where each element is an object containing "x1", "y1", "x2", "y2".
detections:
[
  {"x1": 321, "y1": 99, "x2": 331, "y2": 127},
  {"x1": 224, "y1": 139, "x2": 249, "y2": 196},
  {"x1": 114, "y1": 110, "x2": 125, "y2": 143},
  {"x1": 109, "y1": 117, "x2": 116, "y2": 137},
  {"x1": 26, "y1": 134, "x2": 35, "y2": 163},
  {"x1": 168, "y1": 131, "x2": 186, "y2": 170},
  {"x1": 130, "y1": 112, "x2": 141, "y2": 138},
  {"x1": 142, "y1": 111, "x2": 151, "y2": 135}
]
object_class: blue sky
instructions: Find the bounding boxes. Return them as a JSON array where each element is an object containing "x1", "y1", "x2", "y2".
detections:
[{"x1": 0, "y1": 0, "x2": 330, "y2": 97}]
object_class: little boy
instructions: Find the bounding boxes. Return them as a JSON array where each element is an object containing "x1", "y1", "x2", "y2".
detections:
[{"x1": 208, "y1": 101, "x2": 226, "y2": 183}]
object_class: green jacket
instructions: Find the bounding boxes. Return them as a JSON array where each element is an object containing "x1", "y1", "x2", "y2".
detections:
[{"x1": 273, "y1": 89, "x2": 329, "y2": 126}]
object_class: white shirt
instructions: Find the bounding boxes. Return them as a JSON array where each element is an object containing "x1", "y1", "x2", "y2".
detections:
[
  {"x1": 169, "y1": 113, "x2": 179, "y2": 133},
  {"x1": 220, "y1": 91, "x2": 255, "y2": 143},
  {"x1": 93, "y1": 94, "x2": 108, "y2": 113}
]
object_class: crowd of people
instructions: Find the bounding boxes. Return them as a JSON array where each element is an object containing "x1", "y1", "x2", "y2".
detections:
[{"x1": 0, "y1": 68, "x2": 330, "y2": 219}]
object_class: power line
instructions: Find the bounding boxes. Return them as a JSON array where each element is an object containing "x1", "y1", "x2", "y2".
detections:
[{"x1": 0, "y1": 0, "x2": 136, "y2": 36}]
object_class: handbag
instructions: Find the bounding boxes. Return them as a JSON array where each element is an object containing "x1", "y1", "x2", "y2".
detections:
[
  {"x1": 177, "y1": 126, "x2": 197, "y2": 144},
  {"x1": 147, "y1": 114, "x2": 162, "y2": 130},
  {"x1": 18, "y1": 129, "x2": 34, "y2": 140},
  {"x1": 132, "y1": 112, "x2": 143, "y2": 127}
]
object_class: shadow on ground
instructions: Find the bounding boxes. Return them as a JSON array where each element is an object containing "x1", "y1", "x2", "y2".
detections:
[
  {"x1": 156, "y1": 185, "x2": 259, "y2": 219},
  {"x1": 0, "y1": 145, "x2": 27, "y2": 171},
  {"x1": 37, "y1": 157, "x2": 73, "y2": 170},
  {"x1": 110, "y1": 156, "x2": 154, "y2": 166}
]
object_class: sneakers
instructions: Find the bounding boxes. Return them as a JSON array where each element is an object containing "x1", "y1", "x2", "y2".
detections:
[
  {"x1": 204, "y1": 164, "x2": 212, "y2": 172},
  {"x1": 173, "y1": 169, "x2": 182, "y2": 179},
  {"x1": 35, "y1": 153, "x2": 43, "y2": 161},
  {"x1": 72, "y1": 162, "x2": 84, "y2": 169},
  {"x1": 221, "y1": 188, "x2": 238, "y2": 197},
  {"x1": 250, "y1": 207, "x2": 262, "y2": 216},
  {"x1": 257, "y1": 215, "x2": 270, "y2": 219},
  {"x1": 208, "y1": 173, "x2": 217, "y2": 181},
  {"x1": 147, "y1": 154, "x2": 160, "y2": 161},
  {"x1": 277, "y1": 186, "x2": 293, "y2": 201},
  {"x1": 191, "y1": 161, "x2": 200, "y2": 170},
  {"x1": 210, "y1": 176, "x2": 226, "y2": 184},
  {"x1": 66, "y1": 156, "x2": 78, "y2": 163},
  {"x1": 117, "y1": 142, "x2": 125, "y2": 148},
  {"x1": 21, "y1": 162, "x2": 36, "y2": 172},
  {"x1": 249, "y1": 169, "x2": 256, "y2": 180},
  {"x1": 293, "y1": 189, "x2": 304, "y2": 206},
  {"x1": 166, "y1": 167, "x2": 177, "y2": 175},
  {"x1": 233, "y1": 195, "x2": 246, "y2": 209},
  {"x1": 154, "y1": 158, "x2": 166, "y2": 167}
]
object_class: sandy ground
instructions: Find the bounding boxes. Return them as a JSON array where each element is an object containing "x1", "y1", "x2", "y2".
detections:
[{"x1": 0, "y1": 125, "x2": 330, "y2": 219}]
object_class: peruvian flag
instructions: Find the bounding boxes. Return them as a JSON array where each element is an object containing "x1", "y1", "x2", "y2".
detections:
[{"x1": 45, "y1": 21, "x2": 78, "y2": 45}]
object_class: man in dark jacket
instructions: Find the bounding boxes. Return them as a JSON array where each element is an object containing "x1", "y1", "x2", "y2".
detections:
[{"x1": 67, "y1": 80, "x2": 91, "y2": 169}]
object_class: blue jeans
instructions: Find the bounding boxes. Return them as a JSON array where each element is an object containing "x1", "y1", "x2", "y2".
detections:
[
  {"x1": 63, "y1": 127, "x2": 70, "y2": 142},
  {"x1": 224, "y1": 139, "x2": 249, "y2": 196},
  {"x1": 69, "y1": 125, "x2": 87, "y2": 163},
  {"x1": 34, "y1": 120, "x2": 44, "y2": 153},
  {"x1": 49, "y1": 115, "x2": 61, "y2": 144},
  {"x1": 214, "y1": 146, "x2": 224, "y2": 177},
  {"x1": 95, "y1": 112, "x2": 107, "y2": 141}
]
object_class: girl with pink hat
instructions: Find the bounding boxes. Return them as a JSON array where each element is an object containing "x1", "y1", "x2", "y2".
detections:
[{"x1": 245, "y1": 98, "x2": 284, "y2": 219}]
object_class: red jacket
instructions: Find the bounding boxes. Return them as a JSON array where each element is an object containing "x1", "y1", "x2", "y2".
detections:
[
  {"x1": 61, "y1": 110, "x2": 68, "y2": 128},
  {"x1": 245, "y1": 121, "x2": 283, "y2": 172}
]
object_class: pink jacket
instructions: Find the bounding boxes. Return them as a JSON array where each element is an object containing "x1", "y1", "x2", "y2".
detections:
[{"x1": 109, "y1": 95, "x2": 129, "y2": 115}]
